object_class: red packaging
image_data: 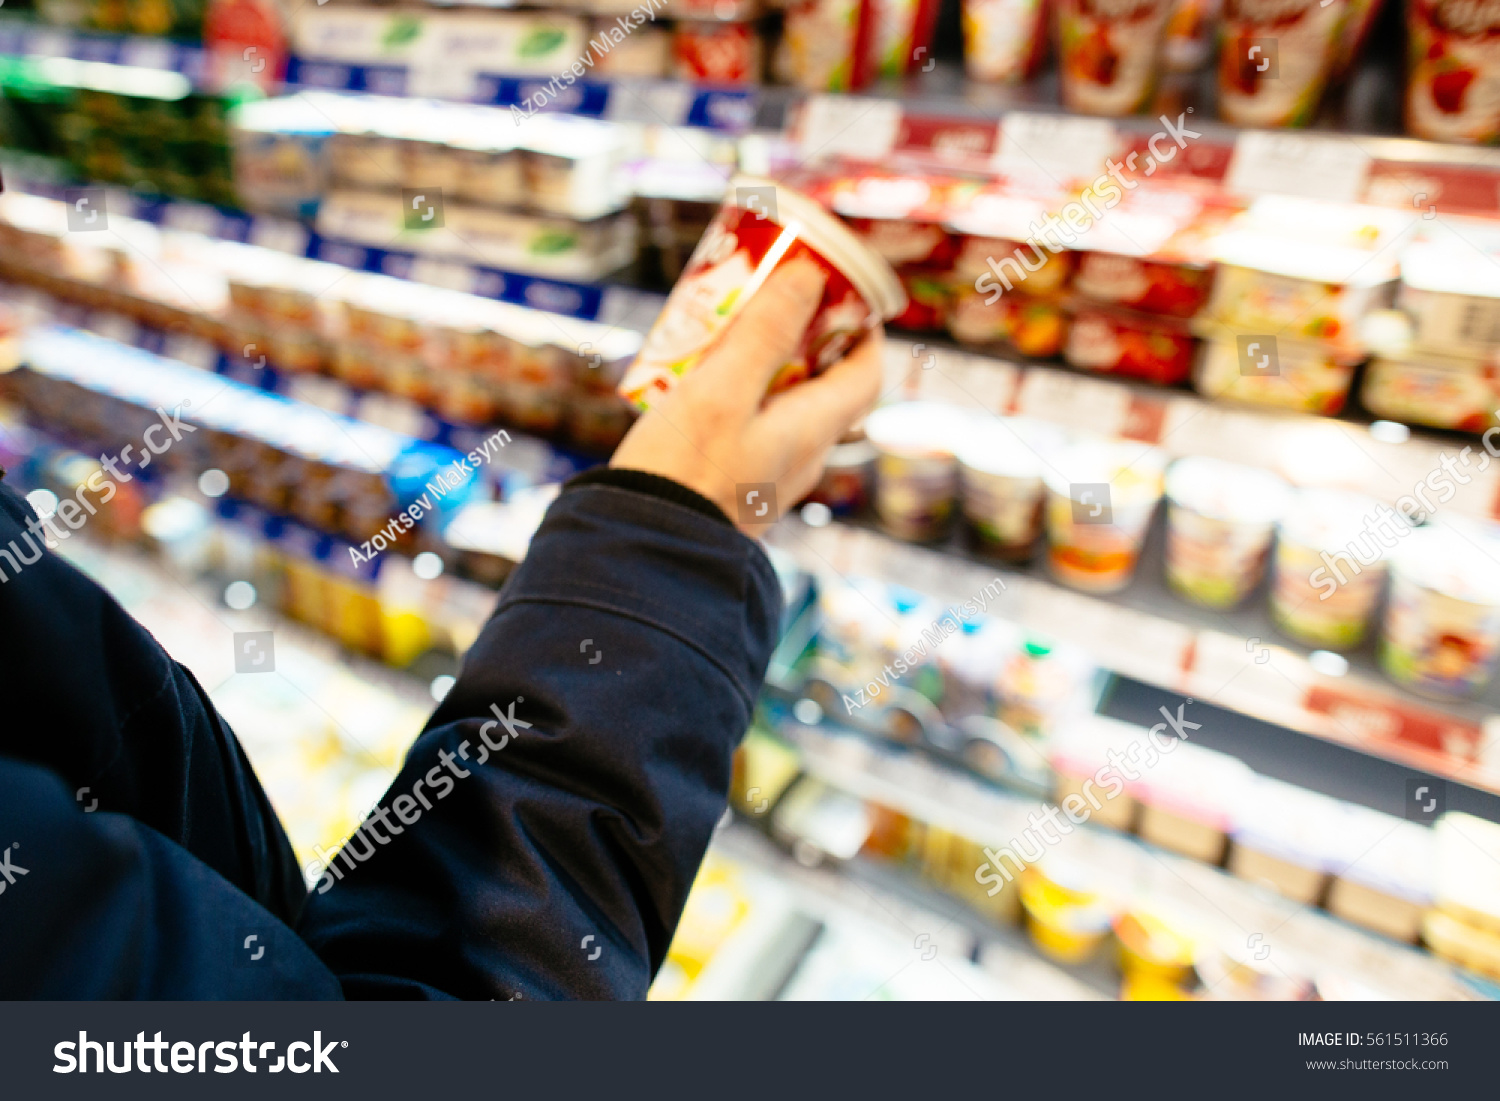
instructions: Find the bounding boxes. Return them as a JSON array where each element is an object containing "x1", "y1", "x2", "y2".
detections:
[
  {"x1": 1406, "y1": 0, "x2": 1500, "y2": 143},
  {"x1": 845, "y1": 217, "x2": 957, "y2": 267},
  {"x1": 673, "y1": 22, "x2": 764, "y2": 83},
  {"x1": 620, "y1": 177, "x2": 906, "y2": 408},
  {"x1": 1071, "y1": 252, "x2": 1214, "y2": 317},
  {"x1": 1064, "y1": 302, "x2": 1196, "y2": 384},
  {"x1": 948, "y1": 286, "x2": 1069, "y2": 356},
  {"x1": 777, "y1": 0, "x2": 878, "y2": 90},
  {"x1": 893, "y1": 267, "x2": 952, "y2": 330}
]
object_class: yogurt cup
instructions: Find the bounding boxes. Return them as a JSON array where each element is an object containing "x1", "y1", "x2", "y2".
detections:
[
  {"x1": 808, "y1": 438, "x2": 877, "y2": 514},
  {"x1": 1057, "y1": 0, "x2": 1174, "y2": 116},
  {"x1": 1217, "y1": 0, "x2": 1346, "y2": 127},
  {"x1": 620, "y1": 177, "x2": 905, "y2": 410},
  {"x1": 1406, "y1": 0, "x2": 1500, "y2": 144},
  {"x1": 1164, "y1": 456, "x2": 1292, "y2": 609},
  {"x1": 866, "y1": 402, "x2": 968, "y2": 542},
  {"x1": 1380, "y1": 521, "x2": 1500, "y2": 698},
  {"x1": 1042, "y1": 438, "x2": 1167, "y2": 593},
  {"x1": 962, "y1": 0, "x2": 1050, "y2": 82},
  {"x1": 955, "y1": 417, "x2": 1065, "y2": 559},
  {"x1": 1270, "y1": 488, "x2": 1387, "y2": 649}
]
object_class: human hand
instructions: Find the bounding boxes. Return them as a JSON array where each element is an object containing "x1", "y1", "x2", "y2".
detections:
[{"x1": 610, "y1": 257, "x2": 884, "y2": 533}]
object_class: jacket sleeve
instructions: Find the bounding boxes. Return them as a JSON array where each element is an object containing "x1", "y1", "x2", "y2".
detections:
[
  {"x1": 297, "y1": 481, "x2": 782, "y2": 1000},
  {"x1": 0, "y1": 478, "x2": 335, "y2": 998}
]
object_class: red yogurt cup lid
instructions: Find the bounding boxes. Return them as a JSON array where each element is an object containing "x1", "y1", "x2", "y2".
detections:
[{"x1": 729, "y1": 175, "x2": 907, "y2": 323}]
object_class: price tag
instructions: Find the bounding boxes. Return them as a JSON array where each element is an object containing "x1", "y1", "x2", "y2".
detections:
[
  {"x1": 942, "y1": 352, "x2": 1020, "y2": 414},
  {"x1": 120, "y1": 37, "x2": 176, "y2": 71},
  {"x1": 288, "y1": 375, "x2": 354, "y2": 415},
  {"x1": 796, "y1": 96, "x2": 902, "y2": 163},
  {"x1": 604, "y1": 80, "x2": 693, "y2": 127},
  {"x1": 993, "y1": 112, "x2": 1119, "y2": 186},
  {"x1": 1013, "y1": 367, "x2": 1131, "y2": 435},
  {"x1": 88, "y1": 311, "x2": 139, "y2": 346},
  {"x1": 407, "y1": 63, "x2": 478, "y2": 101},
  {"x1": 248, "y1": 216, "x2": 309, "y2": 257},
  {"x1": 1225, "y1": 131, "x2": 1372, "y2": 203},
  {"x1": 164, "y1": 333, "x2": 219, "y2": 371},
  {"x1": 161, "y1": 203, "x2": 223, "y2": 238},
  {"x1": 409, "y1": 257, "x2": 478, "y2": 294}
]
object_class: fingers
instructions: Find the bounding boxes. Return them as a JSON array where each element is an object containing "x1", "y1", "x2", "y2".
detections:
[
  {"x1": 690, "y1": 257, "x2": 828, "y2": 410},
  {"x1": 755, "y1": 327, "x2": 886, "y2": 477}
]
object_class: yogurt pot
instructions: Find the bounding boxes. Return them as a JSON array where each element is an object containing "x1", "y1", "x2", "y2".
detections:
[
  {"x1": 865, "y1": 402, "x2": 967, "y2": 542},
  {"x1": 955, "y1": 417, "x2": 1065, "y2": 559},
  {"x1": 962, "y1": 0, "x2": 1050, "y2": 82},
  {"x1": 1042, "y1": 438, "x2": 1167, "y2": 593},
  {"x1": 1380, "y1": 520, "x2": 1500, "y2": 698},
  {"x1": 1163, "y1": 456, "x2": 1292, "y2": 609},
  {"x1": 619, "y1": 176, "x2": 905, "y2": 410},
  {"x1": 1217, "y1": 0, "x2": 1347, "y2": 127},
  {"x1": 808, "y1": 438, "x2": 877, "y2": 514},
  {"x1": 1270, "y1": 488, "x2": 1387, "y2": 649},
  {"x1": 1056, "y1": 0, "x2": 1174, "y2": 117},
  {"x1": 1406, "y1": 0, "x2": 1500, "y2": 144}
]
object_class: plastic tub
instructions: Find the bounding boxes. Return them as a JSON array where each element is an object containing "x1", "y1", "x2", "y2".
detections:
[
  {"x1": 1042, "y1": 438, "x2": 1167, "y2": 594},
  {"x1": 1270, "y1": 488, "x2": 1387, "y2": 649},
  {"x1": 955, "y1": 417, "x2": 1063, "y2": 559},
  {"x1": 620, "y1": 175, "x2": 905, "y2": 409},
  {"x1": 1380, "y1": 520, "x2": 1500, "y2": 698},
  {"x1": 866, "y1": 402, "x2": 965, "y2": 541},
  {"x1": 1163, "y1": 456, "x2": 1291, "y2": 609}
]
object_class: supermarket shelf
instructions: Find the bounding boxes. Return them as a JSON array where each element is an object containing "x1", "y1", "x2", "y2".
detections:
[
  {"x1": 766, "y1": 511, "x2": 1500, "y2": 800},
  {"x1": 1, "y1": 171, "x2": 665, "y2": 324},
  {"x1": 738, "y1": 722, "x2": 1485, "y2": 999},
  {"x1": 0, "y1": 19, "x2": 211, "y2": 91},
  {"x1": 889, "y1": 336, "x2": 1500, "y2": 524},
  {"x1": 284, "y1": 55, "x2": 759, "y2": 133},
  {"x1": 0, "y1": 17, "x2": 760, "y2": 133}
]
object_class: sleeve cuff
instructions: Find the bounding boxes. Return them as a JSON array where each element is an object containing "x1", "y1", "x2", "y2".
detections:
[{"x1": 563, "y1": 467, "x2": 732, "y2": 527}]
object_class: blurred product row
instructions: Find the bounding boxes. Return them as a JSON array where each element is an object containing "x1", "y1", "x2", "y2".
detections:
[
  {"x1": 815, "y1": 404, "x2": 1500, "y2": 700},
  {"x1": 13, "y1": 0, "x2": 1496, "y2": 143},
  {"x1": 803, "y1": 166, "x2": 1500, "y2": 433},
  {"x1": 0, "y1": 196, "x2": 643, "y2": 450}
]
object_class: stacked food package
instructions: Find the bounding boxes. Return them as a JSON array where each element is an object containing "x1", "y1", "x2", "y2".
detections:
[
  {"x1": 0, "y1": 190, "x2": 641, "y2": 451},
  {"x1": 1362, "y1": 220, "x2": 1500, "y2": 433},
  {"x1": 732, "y1": 696, "x2": 1476, "y2": 997},
  {"x1": 0, "y1": 83, "x2": 237, "y2": 206},
  {"x1": 230, "y1": 95, "x2": 639, "y2": 280},
  {"x1": 1195, "y1": 196, "x2": 1415, "y2": 416}
]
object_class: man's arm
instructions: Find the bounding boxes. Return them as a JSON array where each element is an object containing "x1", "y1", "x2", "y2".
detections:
[{"x1": 297, "y1": 477, "x2": 781, "y2": 999}]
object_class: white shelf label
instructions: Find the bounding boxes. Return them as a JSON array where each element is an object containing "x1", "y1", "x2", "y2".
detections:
[
  {"x1": 994, "y1": 112, "x2": 1118, "y2": 186},
  {"x1": 164, "y1": 333, "x2": 219, "y2": 371},
  {"x1": 1013, "y1": 367, "x2": 1132, "y2": 436},
  {"x1": 604, "y1": 80, "x2": 694, "y2": 127},
  {"x1": 248, "y1": 216, "x2": 309, "y2": 257},
  {"x1": 796, "y1": 96, "x2": 902, "y2": 162},
  {"x1": 1225, "y1": 131, "x2": 1372, "y2": 203},
  {"x1": 120, "y1": 37, "x2": 175, "y2": 72}
]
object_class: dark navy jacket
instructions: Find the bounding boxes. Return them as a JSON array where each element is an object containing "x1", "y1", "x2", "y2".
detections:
[{"x1": 0, "y1": 469, "x2": 780, "y2": 999}]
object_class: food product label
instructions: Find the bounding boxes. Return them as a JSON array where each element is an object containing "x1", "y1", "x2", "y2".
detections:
[
  {"x1": 619, "y1": 203, "x2": 878, "y2": 408},
  {"x1": 1406, "y1": 0, "x2": 1500, "y2": 143},
  {"x1": 1224, "y1": 130, "x2": 1372, "y2": 202},
  {"x1": 993, "y1": 112, "x2": 1121, "y2": 186}
]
